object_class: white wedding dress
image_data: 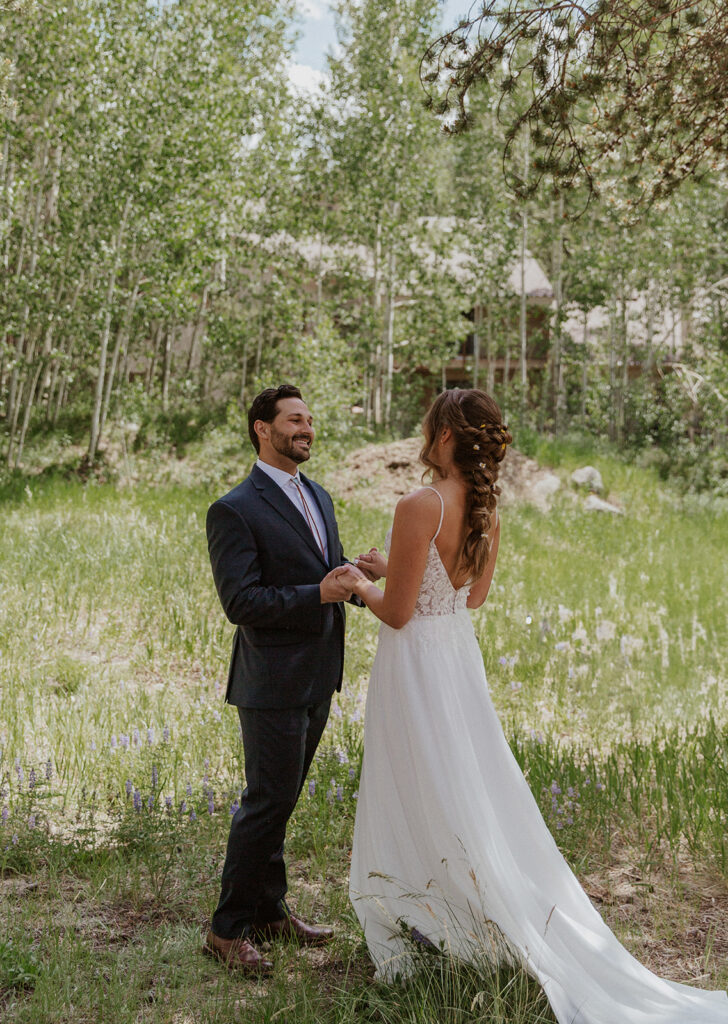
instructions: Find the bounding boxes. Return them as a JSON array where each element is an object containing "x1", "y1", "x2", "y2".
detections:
[{"x1": 349, "y1": 489, "x2": 728, "y2": 1023}]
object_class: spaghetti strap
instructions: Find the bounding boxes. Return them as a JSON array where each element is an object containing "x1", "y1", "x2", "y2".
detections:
[{"x1": 423, "y1": 485, "x2": 445, "y2": 541}]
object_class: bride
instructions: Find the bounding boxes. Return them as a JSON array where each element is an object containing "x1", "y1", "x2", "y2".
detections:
[{"x1": 336, "y1": 388, "x2": 727, "y2": 1024}]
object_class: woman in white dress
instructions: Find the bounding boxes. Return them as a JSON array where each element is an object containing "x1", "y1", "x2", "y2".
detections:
[{"x1": 337, "y1": 388, "x2": 728, "y2": 1024}]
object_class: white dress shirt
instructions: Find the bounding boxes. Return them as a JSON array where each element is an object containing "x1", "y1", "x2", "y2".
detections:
[{"x1": 255, "y1": 458, "x2": 329, "y2": 561}]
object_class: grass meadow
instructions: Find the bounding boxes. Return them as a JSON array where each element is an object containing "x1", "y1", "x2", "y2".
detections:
[{"x1": 1, "y1": 440, "x2": 728, "y2": 1023}]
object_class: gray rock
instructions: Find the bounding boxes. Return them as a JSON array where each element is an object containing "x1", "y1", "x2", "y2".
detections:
[
  {"x1": 529, "y1": 472, "x2": 561, "y2": 510},
  {"x1": 571, "y1": 466, "x2": 604, "y2": 493},
  {"x1": 584, "y1": 493, "x2": 623, "y2": 514}
]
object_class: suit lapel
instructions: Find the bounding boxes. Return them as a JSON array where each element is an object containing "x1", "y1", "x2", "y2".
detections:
[
  {"x1": 302, "y1": 473, "x2": 337, "y2": 569},
  {"x1": 251, "y1": 464, "x2": 328, "y2": 567}
]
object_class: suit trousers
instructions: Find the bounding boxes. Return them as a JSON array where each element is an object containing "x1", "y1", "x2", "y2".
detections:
[{"x1": 211, "y1": 697, "x2": 331, "y2": 939}]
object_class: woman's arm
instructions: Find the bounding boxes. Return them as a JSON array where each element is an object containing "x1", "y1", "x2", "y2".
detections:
[
  {"x1": 466, "y1": 515, "x2": 500, "y2": 609},
  {"x1": 339, "y1": 489, "x2": 441, "y2": 629}
]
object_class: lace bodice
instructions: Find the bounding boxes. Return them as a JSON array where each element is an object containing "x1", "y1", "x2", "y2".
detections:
[{"x1": 384, "y1": 487, "x2": 470, "y2": 618}]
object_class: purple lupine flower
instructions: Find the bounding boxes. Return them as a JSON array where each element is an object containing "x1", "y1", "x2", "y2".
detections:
[
  {"x1": 11, "y1": 833, "x2": 18, "y2": 845},
  {"x1": 348, "y1": 768, "x2": 356, "y2": 780},
  {"x1": 550, "y1": 781, "x2": 561, "y2": 795},
  {"x1": 498, "y1": 656, "x2": 508, "y2": 666},
  {"x1": 353, "y1": 791, "x2": 359, "y2": 800},
  {"x1": 213, "y1": 710, "x2": 222, "y2": 723},
  {"x1": 202, "y1": 774, "x2": 209, "y2": 790},
  {"x1": 336, "y1": 786, "x2": 343, "y2": 802},
  {"x1": 90, "y1": 740, "x2": 96, "y2": 752},
  {"x1": 214, "y1": 680, "x2": 221, "y2": 693},
  {"x1": 28, "y1": 814, "x2": 35, "y2": 829},
  {"x1": 147, "y1": 728, "x2": 154, "y2": 745},
  {"x1": 332, "y1": 704, "x2": 343, "y2": 719},
  {"x1": 147, "y1": 795, "x2": 154, "y2": 810},
  {"x1": 180, "y1": 801, "x2": 187, "y2": 814},
  {"x1": 16, "y1": 763, "x2": 23, "y2": 785},
  {"x1": 230, "y1": 800, "x2": 239, "y2": 816},
  {"x1": 190, "y1": 809, "x2": 197, "y2": 821},
  {"x1": 566, "y1": 816, "x2": 574, "y2": 825},
  {"x1": 133, "y1": 789, "x2": 142, "y2": 811},
  {"x1": 120, "y1": 734, "x2": 129, "y2": 749},
  {"x1": 186, "y1": 782, "x2": 192, "y2": 797},
  {"x1": 567, "y1": 786, "x2": 575, "y2": 798},
  {"x1": 28, "y1": 768, "x2": 36, "y2": 790},
  {"x1": 162, "y1": 727, "x2": 170, "y2": 742},
  {"x1": 110, "y1": 735, "x2": 117, "y2": 750},
  {"x1": 125, "y1": 779, "x2": 132, "y2": 797},
  {"x1": 336, "y1": 750, "x2": 348, "y2": 765},
  {"x1": 165, "y1": 796, "x2": 172, "y2": 809},
  {"x1": 554, "y1": 641, "x2": 568, "y2": 651},
  {"x1": 308, "y1": 780, "x2": 316, "y2": 796},
  {"x1": 207, "y1": 793, "x2": 214, "y2": 815},
  {"x1": 151, "y1": 765, "x2": 158, "y2": 790},
  {"x1": 204, "y1": 758, "x2": 210, "y2": 770},
  {"x1": 132, "y1": 728, "x2": 140, "y2": 747},
  {"x1": 595, "y1": 781, "x2": 604, "y2": 792},
  {"x1": 349, "y1": 709, "x2": 361, "y2": 723},
  {"x1": 1, "y1": 807, "x2": 8, "y2": 825}
]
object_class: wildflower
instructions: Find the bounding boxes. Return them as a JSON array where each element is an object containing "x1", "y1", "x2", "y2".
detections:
[
  {"x1": 349, "y1": 709, "x2": 361, "y2": 723},
  {"x1": 336, "y1": 786, "x2": 344, "y2": 802},
  {"x1": 133, "y1": 789, "x2": 142, "y2": 811},
  {"x1": 162, "y1": 727, "x2": 170, "y2": 742},
  {"x1": 566, "y1": 816, "x2": 574, "y2": 825},
  {"x1": 28, "y1": 814, "x2": 36, "y2": 829},
  {"x1": 213, "y1": 711, "x2": 221, "y2": 722},
  {"x1": 125, "y1": 779, "x2": 132, "y2": 797},
  {"x1": 180, "y1": 801, "x2": 187, "y2": 814},
  {"x1": 554, "y1": 641, "x2": 568, "y2": 652},
  {"x1": 29, "y1": 768, "x2": 36, "y2": 790},
  {"x1": 1, "y1": 807, "x2": 8, "y2": 824},
  {"x1": 186, "y1": 782, "x2": 192, "y2": 797},
  {"x1": 204, "y1": 758, "x2": 210, "y2": 770},
  {"x1": 230, "y1": 800, "x2": 240, "y2": 816},
  {"x1": 90, "y1": 740, "x2": 96, "y2": 752},
  {"x1": 147, "y1": 728, "x2": 154, "y2": 745},
  {"x1": 190, "y1": 809, "x2": 197, "y2": 821},
  {"x1": 336, "y1": 750, "x2": 348, "y2": 765},
  {"x1": 525, "y1": 615, "x2": 532, "y2": 625},
  {"x1": 120, "y1": 734, "x2": 129, "y2": 749},
  {"x1": 498, "y1": 656, "x2": 508, "y2": 666},
  {"x1": 147, "y1": 795, "x2": 154, "y2": 810},
  {"x1": 110, "y1": 735, "x2": 117, "y2": 750},
  {"x1": 510, "y1": 681, "x2": 522, "y2": 693},
  {"x1": 353, "y1": 791, "x2": 359, "y2": 800},
  {"x1": 132, "y1": 728, "x2": 140, "y2": 747},
  {"x1": 151, "y1": 765, "x2": 158, "y2": 790},
  {"x1": 550, "y1": 781, "x2": 561, "y2": 796},
  {"x1": 349, "y1": 768, "x2": 356, "y2": 780},
  {"x1": 16, "y1": 763, "x2": 23, "y2": 785},
  {"x1": 208, "y1": 793, "x2": 214, "y2": 815},
  {"x1": 12, "y1": 833, "x2": 18, "y2": 845},
  {"x1": 165, "y1": 796, "x2": 172, "y2": 809},
  {"x1": 308, "y1": 780, "x2": 316, "y2": 796},
  {"x1": 595, "y1": 781, "x2": 604, "y2": 792},
  {"x1": 215, "y1": 680, "x2": 221, "y2": 693}
]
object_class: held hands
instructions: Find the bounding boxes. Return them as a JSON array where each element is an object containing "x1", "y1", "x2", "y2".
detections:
[
  {"x1": 352, "y1": 547, "x2": 387, "y2": 581},
  {"x1": 335, "y1": 563, "x2": 371, "y2": 599},
  {"x1": 320, "y1": 564, "x2": 367, "y2": 604}
]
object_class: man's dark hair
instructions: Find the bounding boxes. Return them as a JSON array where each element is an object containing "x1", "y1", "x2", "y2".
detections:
[{"x1": 248, "y1": 384, "x2": 303, "y2": 453}]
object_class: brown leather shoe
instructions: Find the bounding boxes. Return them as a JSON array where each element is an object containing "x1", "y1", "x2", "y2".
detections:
[
  {"x1": 251, "y1": 914, "x2": 334, "y2": 947},
  {"x1": 202, "y1": 929, "x2": 273, "y2": 973}
]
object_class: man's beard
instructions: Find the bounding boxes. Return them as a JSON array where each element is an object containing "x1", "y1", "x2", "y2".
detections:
[{"x1": 270, "y1": 426, "x2": 312, "y2": 464}]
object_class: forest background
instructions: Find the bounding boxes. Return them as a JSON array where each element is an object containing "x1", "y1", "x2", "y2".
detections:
[{"x1": 1, "y1": 0, "x2": 727, "y2": 487}]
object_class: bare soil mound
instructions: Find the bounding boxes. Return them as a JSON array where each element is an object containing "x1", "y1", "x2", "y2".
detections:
[{"x1": 328, "y1": 437, "x2": 562, "y2": 512}]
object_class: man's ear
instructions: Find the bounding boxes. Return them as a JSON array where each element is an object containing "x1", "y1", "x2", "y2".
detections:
[{"x1": 254, "y1": 419, "x2": 269, "y2": 444}]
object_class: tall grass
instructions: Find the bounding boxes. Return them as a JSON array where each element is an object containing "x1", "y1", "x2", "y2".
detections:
[{"x1": 1, "y1": 456, "x2": 727, "y2": 1020}]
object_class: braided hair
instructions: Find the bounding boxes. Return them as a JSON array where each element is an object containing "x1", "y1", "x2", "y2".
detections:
[{"x1": 420, "y1": 388, "x2": 512, "y2": 581}]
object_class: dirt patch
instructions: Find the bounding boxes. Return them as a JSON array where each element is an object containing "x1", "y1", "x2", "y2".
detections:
[{"x1": 327, "y1": 437, "x2": 564, "y2": 514}]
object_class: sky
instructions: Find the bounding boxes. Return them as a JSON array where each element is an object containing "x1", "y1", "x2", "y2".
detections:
[{"x1": 291, "y1": 0, "x2": 472, "y2": 91}]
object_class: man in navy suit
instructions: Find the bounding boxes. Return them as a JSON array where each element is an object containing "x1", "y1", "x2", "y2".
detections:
[{"x1": 203, "y1": 384, "x2": 362, "y2": 971}]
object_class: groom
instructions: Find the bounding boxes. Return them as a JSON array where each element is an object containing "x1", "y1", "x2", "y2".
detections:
[{"x1": 203, "y1": 384, "x2": 362, "y2": 972}]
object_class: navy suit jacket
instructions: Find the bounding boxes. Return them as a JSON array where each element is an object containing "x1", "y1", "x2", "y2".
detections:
[{"x1": 207, "y1": 464, "x2": 352, "y2": 709}]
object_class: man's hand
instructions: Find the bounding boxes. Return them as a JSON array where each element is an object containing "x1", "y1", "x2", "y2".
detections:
[
  {"x1": 352, "y1": 547, "x2": 387, "y2": 581},
  {"x1": 320, "y1": 565, "x2": 362, "y2": 604}
]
